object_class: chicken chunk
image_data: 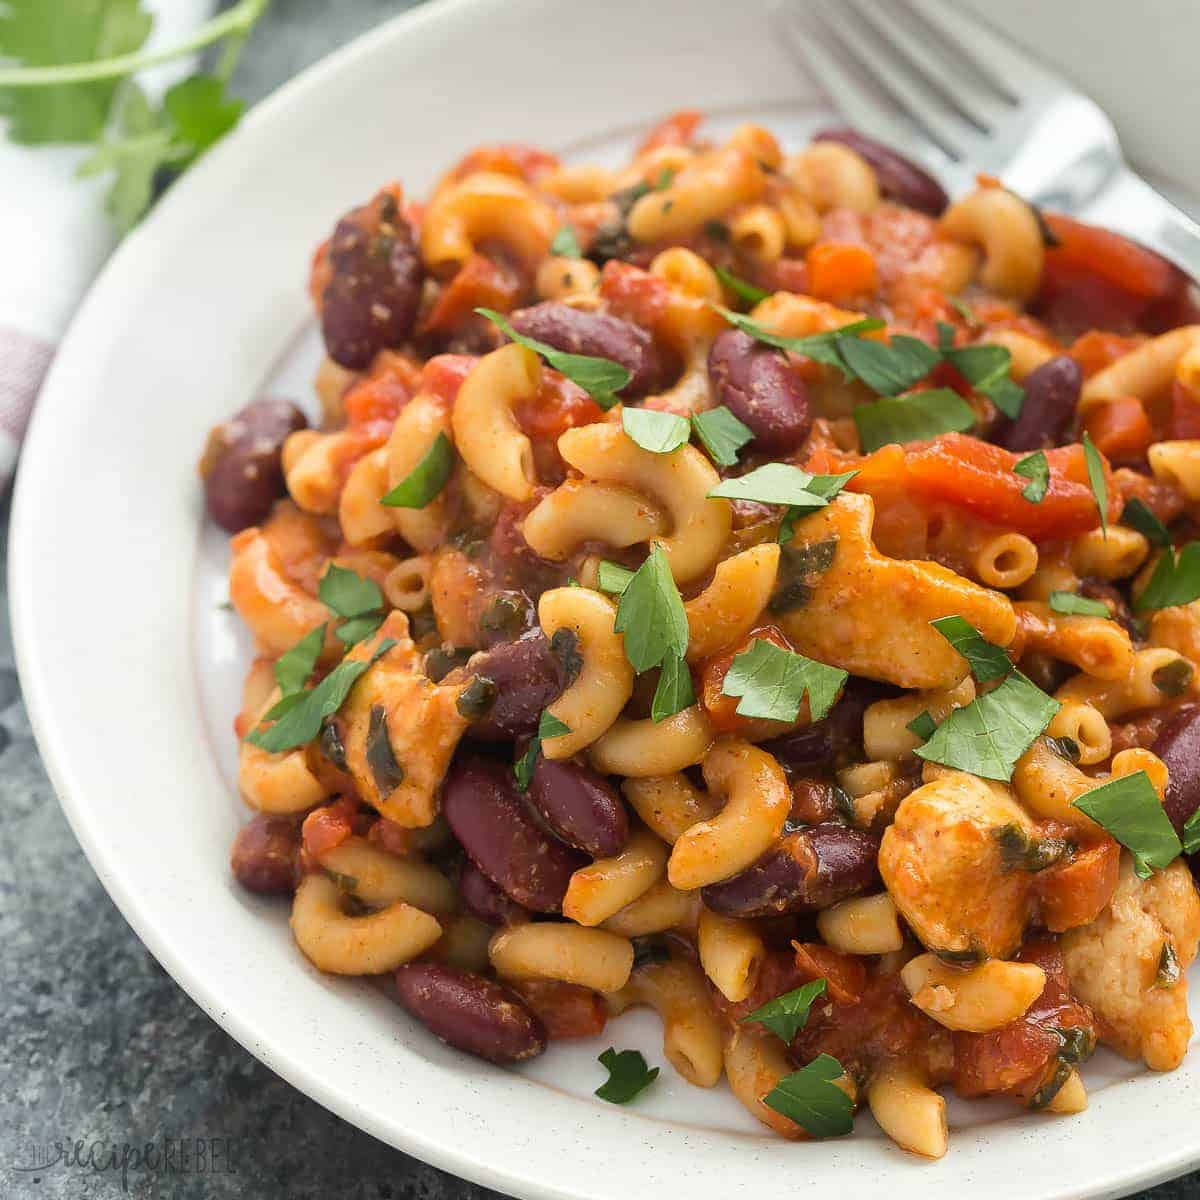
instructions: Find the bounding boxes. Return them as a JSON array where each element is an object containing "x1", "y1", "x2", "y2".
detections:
[
  {"x1": 775, "y1": 492, "x2": 1016, "y2": 690},
  {"x1": 1061, "y1": 854, "x2": 1200, "y2": 1071},
  {"x1": 879, "y1": 770, "x2": 1038, "y2": 960},
  {"x1": 339, "y1": 612, "x2": 470, "y2": 827}
]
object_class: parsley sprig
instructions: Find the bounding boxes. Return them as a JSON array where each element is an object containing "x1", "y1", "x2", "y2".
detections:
[
  {"x1": 764, "y1": 1054, "x2": 855, "y2": 1138},
  {"x1": 721, "y1": 638, "x2": 846, "y2": 724},
  {"x1": 1073, "y1": 771, "x2": 1182, "y2": 879},
  {"x1": 594, "y1": 1048, "x2": 659, "y2": 1104},
  {"x1": 0, "y1": 0, "x2": 270, "y2": 230},
  {"x1": 910, "y1": 618, "x2": 1059, "y2": 781}
]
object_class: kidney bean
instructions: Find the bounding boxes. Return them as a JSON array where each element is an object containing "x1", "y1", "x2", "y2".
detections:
[
  {"x1": 1151, "y1": 705, "x2": 1200, "y2": 839},
  {"x1": 814, "y1": 127, "x2": 948, "y2": 216},
  {"x1": 994, "y1": 355, "x2": 1082, "y2": 452},
  {"x1": 508, "y1": 301, "x2": 668, "y2": 396},
  {"x1": 459, "y1": 859, "x2": 529, "y2": 925},
  {"x1": 529, "y1": 758, "x2": 629, "y2": 857},
  {"x1": 393, "y1": 963, "x2": 547, "y2": 1064},
  {"x1": 200, "y1": 397, "x2": 308, "y2": 532},
  {"x1": 464, "y1": 633, "x2": 566, "y2": 740},
  {"x1": 701, "y1": 823, "x2": 879, "y2": 918},
  {"x1": 707, "y1": 329, "x2": 811, "y2": 453},
  {"x1": 321, "y1": 192, "x2": 424, "y2": 368},
  {"x1": 230, "y1": 815, "x2": 301, "y2": 894},
  {"x1": 442, "y1": 755, "x2": 585, "y2": 911}
]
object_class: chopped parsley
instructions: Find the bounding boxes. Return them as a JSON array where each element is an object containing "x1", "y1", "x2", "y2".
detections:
[
  {"x1": 1049, "y1": 592, "x2": 1111, "y2": 619},
  {"x1": 550, "y1": 225, "x2": 583, "y2": 258},
  {"x1": 929, "y1": 614, "x2": 1013, "y2": 682},
  {"x1": 720, "y1": 638, "x2": 847, "y2": 723},
  {"x1": 1122, "y1": 498, "x2": 1172, "y2": 547},
  {"x1": 622, "y1": 407, "x2": 690, "y2": 454},
  {"x1": 273, "y1": 624, "x2": 325, "y2": 698},
  {"x1": 708, "y1": 463, "x2": 857, "y2": 509},
  {"x1": 1014, "y1": 450, "x2": 1049, "y2": 503},
  {"x1": 742, "y1": 979, "x2": 826, "y2": 1043},
  {"x1": 1135, "y1": 543, "x2": 1200, "y2": 611},
  {"x1": 763, "y1": 1054, "x2": 855, "y2": 1138},
  {"x1": 651, "y1": 651, "x2": 695, "y2": 722},
  {"x1": 513, "y1": 710, "x2": 571, "y2": 791},
  {"x1": 613, "y1": 547, "x2": 689, "y2": 674},
  {"x1": 1081, "y1": 431, "x2": 1109, "y2": 534},
  {"x1": 1073, "y1": 771, "x2": 1182, "y2": 879},
  {"x1": 691, "y1": 405, "x2": 754, "y2": 467},
  {"x1": 595, "y1": 1047, "x2": 659, "y2": 1104},
  {"x1": 852, "y1": 388, "x2": 976, "y2": 454},
  {"x1": 380, "y1": 432, "x2": 454, "y2": 509},
  {"x1": 318, "y1": 564, "x2": 386, "y2": 645},
  {"x1": 596, "y1": 560, "x2": 636, "y2": 596},
  {"x1": 713, "y1": 265, "x2": 770, "y2": 306},
  {"x1": 477, "y1": 307, "x2": 631, "y2": 409}
]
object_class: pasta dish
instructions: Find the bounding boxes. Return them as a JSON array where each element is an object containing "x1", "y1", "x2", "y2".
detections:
[{"x1": 199, "y1": 110, "x2": 1200, "y2": 1157}]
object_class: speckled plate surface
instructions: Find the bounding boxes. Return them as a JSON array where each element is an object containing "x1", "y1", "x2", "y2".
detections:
[{"x1": 12, "y1": 1, "x2": 1200, "y2": 1196}]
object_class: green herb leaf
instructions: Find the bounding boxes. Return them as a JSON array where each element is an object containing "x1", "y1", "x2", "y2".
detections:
[
  {"x1": 1182, "y1": 808, "x2": 1200, "y2": 856},
  {"x1": 319, "y1": 564, "x2": 384, "y2": 620},
  {"x1": 247, "y1": 640, "x2": 395, "y2": 752},
  {"x1": 1081, "y1": 431, "x2": 1108, "y2": 534},
  {"x1": 654, "y1": 167, "x2": 675, "y2": 191},
  {"x1": 1122, "y1": 498, "x2": 1172, "y2": 548},
  {"x1": 853, "y1": 388, "x2": 975, "y2": 453},
  {"x1": 380, "y1": 432, "x2": 454, "y2": 508},
  {"x1": 595, "y1": 1048, "x2": 659, "y2": 1104},
  {"x1": 907, "y1": 710, "x2": 937, "y2": 740},
  {"x1": 550, "y1": 225, "x2": 583, "y2": 258},
  {"x1": 1049, "y1": 592, "x2": 1111, "y2": 619},
  {"x1": 708, "y1": 463, "x2": 857, "y2": 508},
  {"x1": 0, "y1": 0, "x2": 152, "y2": 144},
  {"x1": 613, "y1": 546, "x2": 689, "y2": 673},
  {"x1": 915, "y1": 671, "x2": 1060, "y2": 782},
  {"x1": 1073, "y1": 771, "x2": 1182, "y2": 879},
  {"x1": 691, "y1": 405, "x2": 754, "y2": 467},
  {"x1": 477, "y1": 307, "x2": 631, "y2": 409},
  {"x1": 1014, "y1": 450, "x2": 1050, "y2": 503},
  {"x1": 938, "y1": 331, "x2": 1024, "y2": 419},
  {"x1": 838, "y1": 333, "x2": 940, "y2": 397},
  {"x1": 713, "y1": 307, "x2": 885, "y2": 374},
  {"x1": 333, "y1": 613, "x2": 385, "y2": 645},
  {"x1": 1134, "y1": 543, "x2": 1200, "y2": 612},
  {"x1": 742, "y1": 979, "x2": 826, "y2": 1043},
  {"x1": 763, "y1": 1054, "x2": 854, "y2": 1138},
  {"x1": 513, "y1": 710, "x2": 572, "y2": 791},
  {"x1": 596, "y1": 560, "x2": 635, "y2": 596},
  {"x1": 930, "y1": 615, "x2": 1013, "y2": 683},
  {"x1": 622, "y1": 407, "x2": 690, "y2": 454},
  {"x1": 721, "y1": 638, "x2": 847, "y2": 723},
  {"x1": 274, "y1": 624, "x2": 326, "y2": 697},
  {"x1": 651, "y1": 651, "x2": 695, "y2": 722},
  {"x1": 713, "y1": 265, "x2": 770, "y2": 306}
]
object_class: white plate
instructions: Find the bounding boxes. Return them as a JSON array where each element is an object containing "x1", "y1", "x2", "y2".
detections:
[{"x1": 12, "y1": 1, "x2": 1200, "y2": 1197}]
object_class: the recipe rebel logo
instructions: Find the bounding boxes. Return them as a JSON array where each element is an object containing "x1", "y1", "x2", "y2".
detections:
[{"x1": 9, "y1": 1135, "x2": 241, "y2": 1192}]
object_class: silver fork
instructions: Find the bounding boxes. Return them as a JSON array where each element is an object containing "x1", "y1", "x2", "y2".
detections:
[{"x1": 775, "y1": 0, "x2": 1200, "y2": 279}]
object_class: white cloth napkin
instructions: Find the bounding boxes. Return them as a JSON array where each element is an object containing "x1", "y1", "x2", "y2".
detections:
[{"x1": 0, "y1": 0, "x2": 214, "y2": 486}]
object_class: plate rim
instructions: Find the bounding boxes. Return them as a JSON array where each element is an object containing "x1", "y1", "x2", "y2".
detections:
[{"x1": 11, "y1": 1, "x2": 1200, "y2": 1196}]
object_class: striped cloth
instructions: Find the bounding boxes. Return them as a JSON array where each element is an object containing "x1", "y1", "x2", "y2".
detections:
[{"x1": 0, "y1": 0, "x2": 213, "y2": 490}]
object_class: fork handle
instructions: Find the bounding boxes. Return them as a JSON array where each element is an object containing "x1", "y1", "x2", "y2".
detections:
[{"x1": 1075, "y1": 167, "x2": 1200, "y2": 283}]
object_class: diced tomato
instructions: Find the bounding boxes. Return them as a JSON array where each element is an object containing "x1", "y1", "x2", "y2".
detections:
[
  {"x1": 420, "y1": 354, "x2": 477, "y2": 406},
  {"x1": 513, "y1": 369, "x2": 604, "y2": 442},
  {"x1": 1036, "y1": 215, "x2": 1178, "y2": 336},
  {"x1": 805, "y1": 242, "x2": 879, "y2": 302},
  {"x1": 637, "y1": 108, "x2": 703, "y2": 155},
  {"x1": 1082, "y1": 395, "x2": 1154, "y2": 463},
  {"x1": 422, "y1": 253, "x2": 524, "y2": 335},
  {"x1": 342, "y1": 350, "x2": 422, "y2": 431},
  {"x1": 445, "y1": 142, "x2": 560, "y2": 183},
  {"x1": 509, "y1": 979, "x2": 607, "y2": 1040},
  {"x1": 1044, "y1": 215, "x2": 1175, "y2": 300},
  {"x1": 809, "y1": 432, "x2": 1120, "y2": 542},
  {"x1": 1068, "y1": 329, "x2": 1144, "y2": 379},
  {"x1": 1167, "y1": 379, "x2": 1200, "y2": 440},
  {"x1": 1113, "y1": 466, "x2": 1187, "y2": 525},
  {"x1": 598, "y1": 260, "x2": 671, "y2": 331},
  {"x1": 699, "y1": 625, "x2": 793, "y2": 734},
  {"x1": 791, "y1": 942, "x2": 867, "y2": 1005},
  {"x1": 952, "y1": 938, "x2": 1096, "y2": 1104},
  {"x1": 301, "y1": 797, "x2": 361, "y2": 860},
  {"x1": 1035, "y1": 838, "x2": 1121, "y2": 933}
]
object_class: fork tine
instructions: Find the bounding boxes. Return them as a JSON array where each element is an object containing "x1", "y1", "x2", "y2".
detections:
[
  {"x1": 846, "y1": 0, "x2": 1010, "y2": 132},
  {"x1": 809, "y1": 0, "x2": 977, "y2": 162},
  {"x1": 904, "y1": 0, "x2": 1060, "y2": 98},
  {"x1": 771, "y1": 2, "x2": 917, "y2": 150}
]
